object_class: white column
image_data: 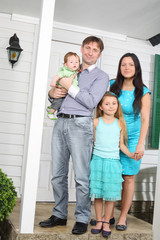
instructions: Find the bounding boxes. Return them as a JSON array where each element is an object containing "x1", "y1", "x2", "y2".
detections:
[
  {"x1": 153, "y1": 136, "x2": 160, "y2": 240},
  {"x1": 19, "y1": 0, "x2": 56, "y2": 233}
]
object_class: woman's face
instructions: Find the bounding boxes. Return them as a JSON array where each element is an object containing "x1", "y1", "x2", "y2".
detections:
[{"x1": 120, "y1": 56, "x2": 136, "y2": 79}]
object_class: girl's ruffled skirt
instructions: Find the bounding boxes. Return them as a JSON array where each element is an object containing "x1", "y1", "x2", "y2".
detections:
[{"x1": 89, "y1": 154, "x2": 124, "y2": 201}]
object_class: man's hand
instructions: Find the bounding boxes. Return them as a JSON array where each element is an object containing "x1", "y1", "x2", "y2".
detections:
[
  {"x1": 59, "y1": 74, "x2": 76, "y2": 90},
  {"x1": 49, "y1": 86, "x2": 67, "y2": 99}
]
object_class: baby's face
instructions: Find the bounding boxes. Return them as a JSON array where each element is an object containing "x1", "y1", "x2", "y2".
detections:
[{"x1": 65, "y1": 55, "x2": 80, "y2": 71}]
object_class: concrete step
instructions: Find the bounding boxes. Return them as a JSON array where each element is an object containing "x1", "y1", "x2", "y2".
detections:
[{"x1": 4, "y1": 202, "x2": 153, "y2": 240}]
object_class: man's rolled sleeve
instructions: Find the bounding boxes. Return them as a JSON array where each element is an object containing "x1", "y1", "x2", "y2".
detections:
[{"x1": 68, "y1": 85, "x2": 80, "y2": 98}]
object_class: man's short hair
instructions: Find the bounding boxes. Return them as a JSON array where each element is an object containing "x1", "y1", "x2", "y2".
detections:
[{"x1": 82, "y1": 36, "x2": 104, "y2": 52}]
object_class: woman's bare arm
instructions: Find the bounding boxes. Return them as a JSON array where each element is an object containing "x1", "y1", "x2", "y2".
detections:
[{"x1": 135, "y1": 93, "x2": 151, "y2": 160}]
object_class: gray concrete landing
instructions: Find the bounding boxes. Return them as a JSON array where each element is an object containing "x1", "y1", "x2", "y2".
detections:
[{"x1": 6, "y1": 202, "x2": 153, "y2": 240}]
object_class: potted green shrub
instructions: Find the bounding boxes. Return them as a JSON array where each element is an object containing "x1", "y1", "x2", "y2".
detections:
[{"x1": 0, "y1": 169, "x2": 17, "y2": 221}]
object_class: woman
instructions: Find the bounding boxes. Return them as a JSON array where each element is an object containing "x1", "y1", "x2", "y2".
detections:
[{"x1": 110, "y1": 52, "x2": 151, "y2": 230}]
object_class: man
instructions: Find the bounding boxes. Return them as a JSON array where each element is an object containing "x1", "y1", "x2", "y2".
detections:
[{"x1": 39, "y1": 36, "x2": 109, "y2": 234}]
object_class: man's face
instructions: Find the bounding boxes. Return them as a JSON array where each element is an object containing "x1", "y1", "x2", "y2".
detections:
[{"x1": 81, "y1": 42, "x2": 101, "y2": 66}]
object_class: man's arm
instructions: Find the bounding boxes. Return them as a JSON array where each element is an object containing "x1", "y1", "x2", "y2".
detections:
[
  {"x1": 74, "y1": 72, "x2": 109, "y2": 110},
  {"x1": 59, "y1": 71, "x2": 109, "y2": 110}
]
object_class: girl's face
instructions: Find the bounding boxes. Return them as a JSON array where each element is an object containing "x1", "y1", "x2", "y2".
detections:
[
  {"x1": 99, "y1": 96, "x2": 118, "y2": 116},
  {"x1": 64, "y1": 55, "x2": 80, "y2": 71},
  {"x1": 120, "y1": 56, "x2": 136, "y2": 79}
]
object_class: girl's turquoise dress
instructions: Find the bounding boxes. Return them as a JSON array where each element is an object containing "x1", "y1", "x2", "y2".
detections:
[
  {"x1": 89, "y1": 117, "x2": 124, "y2": 201},
  {"x1": 110, "y1": 80, "x2": 151, "y2": 175}
]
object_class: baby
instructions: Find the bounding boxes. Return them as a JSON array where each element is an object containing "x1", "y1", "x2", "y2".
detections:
[{"x1": 47, "y1": 52, "x2": 80, "y2": 120}]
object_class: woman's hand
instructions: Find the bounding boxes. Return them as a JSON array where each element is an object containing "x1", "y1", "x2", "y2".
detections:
[
  {"x1": 134, "y1": 143, "x2": 144, "y2": 161},
  {"x1": 49, "y1": 86, "x2": 67, "y2": 99}
]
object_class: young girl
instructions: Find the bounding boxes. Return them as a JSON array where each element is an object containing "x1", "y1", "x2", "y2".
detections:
[{"x1": 89, "y1": 91, "x2": 135, "y2": 237}]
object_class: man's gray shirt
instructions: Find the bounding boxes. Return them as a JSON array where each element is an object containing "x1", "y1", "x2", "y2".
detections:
[{"x1": 50, "y1": 66, "x2": 109, "y2": 116}]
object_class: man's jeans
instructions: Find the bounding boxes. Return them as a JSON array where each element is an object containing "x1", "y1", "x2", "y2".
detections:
[{"x1": 51, "y1": 117, "x2": 93, "y2": 223}]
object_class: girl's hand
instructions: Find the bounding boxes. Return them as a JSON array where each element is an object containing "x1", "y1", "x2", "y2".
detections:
[
  {"x1": 130, "y1": 152, "x2": 136, "y2": 159},
  {"x1": 134, "y1": 143, "x2": 144, "y2": 161}
]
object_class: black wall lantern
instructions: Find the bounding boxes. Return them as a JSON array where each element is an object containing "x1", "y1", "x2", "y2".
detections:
[{"x1": 6, "y1": 33, "x2": 23, "y2": 68}]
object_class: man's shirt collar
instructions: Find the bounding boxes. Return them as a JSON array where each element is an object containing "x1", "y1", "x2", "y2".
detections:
[{"x1": 79, "y1": 64, "x2": 96, "y2": 73}]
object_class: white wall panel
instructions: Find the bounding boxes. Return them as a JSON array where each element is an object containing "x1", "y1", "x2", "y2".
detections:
[
  {"x1": 0, "y1": 122, "x2": 25, "y2": 134},
  {"x1": 0, "y1": 80, "x2": 29, "y2": 93},
  {"x1": 0, "y1": 133, "x2": 24, "y2": 145},
  {"x1": 0, "y1": 69, "x2": 29, "y2": 82},
  {"x1": 0, "y1": 143, "x2": 23, "y2": 155},
  {"x1": 0, "y1": 102, "x2": 27, "y2": 114},
  {"x1": 0, "y1": 13, "x2": 37, "y2": 197},
  {"x1": 0, "y1": 90, "x2": 28, "y2": 103},
  {"x1": 0, "y1": 18, "x2": 35, "y2": 32},
  {"x1": 0, "y1": 155, "x2": 22, "y2": 166},
  {"x1": 0, "y1": 165, "x2": 21, "y2": 176},
  {"x1": 0, "y1": 27, "x2": 35, "y2": 42},
  {"x1": 0, "y1": 112, "x2": 26, "y2": 124}
]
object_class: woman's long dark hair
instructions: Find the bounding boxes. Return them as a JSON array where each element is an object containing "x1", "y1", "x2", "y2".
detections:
[{"x1": 110, "y1": 53, "x2": 145, "y2": 115}]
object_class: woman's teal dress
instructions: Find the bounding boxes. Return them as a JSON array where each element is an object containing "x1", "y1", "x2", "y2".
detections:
[{"x1": 110, "y1": 80, "x2": 151, "y2": 175}]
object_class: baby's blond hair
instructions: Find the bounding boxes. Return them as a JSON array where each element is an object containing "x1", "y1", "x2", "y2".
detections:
[{"x1": 64, "y1": 52, "x2": 80, "y2": 64}]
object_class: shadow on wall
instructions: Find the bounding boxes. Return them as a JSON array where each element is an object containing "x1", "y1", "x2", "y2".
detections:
[
  {"x1": 116, "y1": 167, "x2": 157, "y2": 224},
  {"x1": 134, "y1": 166, "x2": 157, "y2": 201},
  {"x1": 132, "y1": 167, "x2": 157, "y2": 224}
]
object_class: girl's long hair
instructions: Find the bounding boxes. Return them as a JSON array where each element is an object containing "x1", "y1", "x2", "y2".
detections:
[
  {"x1": 110, "y1": 53, "x2": 146, "y2": 115},
  {"x1": 96, "y1": 92, "x2": 128, "y2": 144}
]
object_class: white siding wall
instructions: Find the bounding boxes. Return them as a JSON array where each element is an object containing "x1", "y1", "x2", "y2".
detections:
[
  {"x1": 0, "y1": 13, "x2": 159, "y2": 200},
  {"x1": 0, "y1": 13, "x2": 38, "y2": 196}
]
